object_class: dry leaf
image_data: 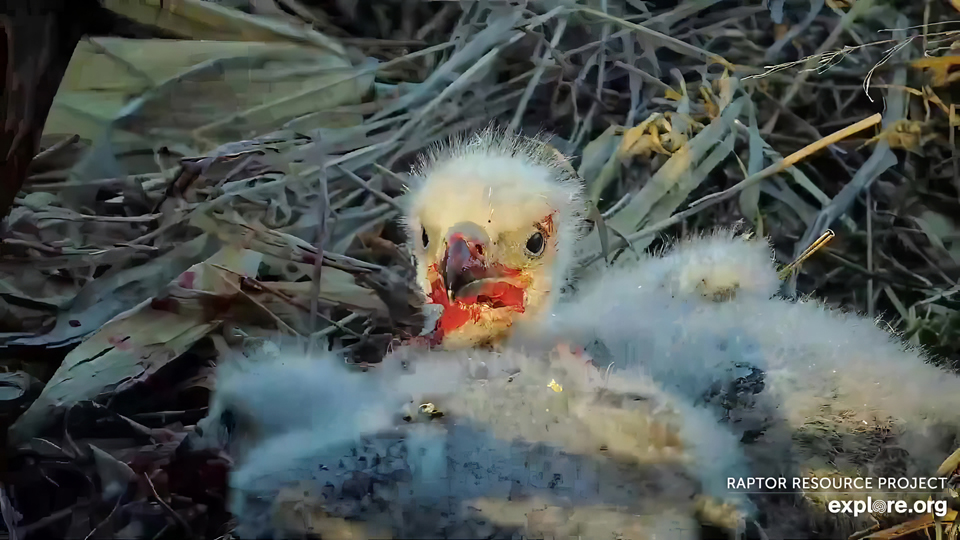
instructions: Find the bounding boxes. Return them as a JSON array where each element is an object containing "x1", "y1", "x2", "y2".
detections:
[
  {"x1": 45, "y1": 37, "x2": 372, "y2": 176},
  {"x1": 618, "y1": 113, "x2": 676, "y2": 160},
  {"x1": 937, "y1": 447, "x2": 960, "y2": 476},
  {"x1": 9, "y1": 245, "x2": 263, "y2": 444},
  {"x1": 577, "y1": 97, "x2": 746, "y2": 267},
  {"x1": 8, "y1": 234, "x2": 220, "y2": 348},
  {"x1": 863, "y1": 119, "x2": 931, "y2": 154},
  {"x1": 102, "y1": 0, "x2": 346, "y2": 54},
  {"x1": 862, "y1": 510, "x2": 958, "y2": 539},
  {"x1": 578, "y1": 125, "x2": 622, "y2": 206},
  {"x1": 911, "y1": 56, "x2": 960, "y2": 87}
]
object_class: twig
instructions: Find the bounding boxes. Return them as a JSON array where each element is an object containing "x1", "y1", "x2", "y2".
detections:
[
  {"x1": 867, "y1": 188, "x2": 875, "y2": 318},
  {"x1": 691, "y1": 113, "x2": 882, "y2": 207},
  {"x1": 32, "y1": 134, "x2": 80, "y2": 163},
  {"x1": 952, "y1": 104, "x2": 959, "y2": 201},
  {"x1": 16, "y1": 504, "x2": 81, "y2": 536},
  {"x1": 214, "y1": 263, "x2": 367, "y2": 337},
  {"x1": 309, "y1": 167, "x2": 330, "y2": 355},
  {"x1": 778, "y1": 229, "x2": 835, "y2": 279},
  {"x1": 580, "y1": 113, "x2": 882, "y2": 268},
  {"x1": 509, "y1": 17, "x2": 568, "y2": 132},
  {"x1": 143, "y1": 473, "x2": 193, "y2": 537},
  {"x1": 596, "y1": 0, "x2": 609, "y2": 104},
  {"x1": 760, "y1": 0, "x2": 877, "y2": 133},
  {"x1": 415, "y1": 3, "x2": 458, "y2": 41},
  {"x1": 336, "y1": 166, "x2": 402, "y2": 211},
  {"x1": 577, "y1": 7, "x2": 733, "y2": 69},
  {"x1": 387, "y1": 33, "x2": 525, "y2": 156},
  {"x1": 311, "y1": 312, "x2": 363, "y2": 341},
  {"x1": 613, "y1": 61, "x2": 675, "y2": 95},
  {"x1": 0, "y1": 485, "x2": 21, "y2": 540},
  {"x1": 83, "y1": 495, "x2": 123, "y2": 540}
]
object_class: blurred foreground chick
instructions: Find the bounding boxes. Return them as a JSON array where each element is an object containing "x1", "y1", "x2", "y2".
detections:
[
  {"x1": 529, "y1": 235, "x2": 960, "y2": 538},
  {"x1": 195, "y1": 337, "x2": 753, "y2": 539},
  {"x1": 619, "y1": 228, "x2": 782, "y2": 302}
]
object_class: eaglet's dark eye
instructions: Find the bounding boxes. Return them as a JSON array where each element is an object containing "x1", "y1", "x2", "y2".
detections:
[
  {"x1": 526, "y1": 232, "x2": 545, "y2": 256},
  {"x1": 421, "y1": 227, "x2": 429, "y2": 247}
]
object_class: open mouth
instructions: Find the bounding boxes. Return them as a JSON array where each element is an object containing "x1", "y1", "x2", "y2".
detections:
[
  {"x1": 423, "y1": 234, "x2": 528, "y2": 343},
  {"x1": 427, "y1": 273, "x2": 526, "y2": 341},
  {"x1": 428, "y1": 275, "x2": 525, "y2": 311}
]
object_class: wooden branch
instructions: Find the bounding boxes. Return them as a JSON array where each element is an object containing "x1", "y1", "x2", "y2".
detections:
[{"x1": 0, "y1": 0, "x2": 104, "y2": 222}]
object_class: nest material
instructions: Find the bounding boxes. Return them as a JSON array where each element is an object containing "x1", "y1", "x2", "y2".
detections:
[{"x1": 1, "y1": 0, "x2": 959, "y2": 538}]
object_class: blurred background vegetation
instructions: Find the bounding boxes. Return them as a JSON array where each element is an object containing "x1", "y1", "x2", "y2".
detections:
[{"x1": 0, "y1": 0, "x2": 958, "y2": 537}]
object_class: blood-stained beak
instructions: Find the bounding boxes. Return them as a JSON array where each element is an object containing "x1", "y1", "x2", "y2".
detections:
[{"x1": 441, "y1": 222, "x2": 490, "y2": 301}]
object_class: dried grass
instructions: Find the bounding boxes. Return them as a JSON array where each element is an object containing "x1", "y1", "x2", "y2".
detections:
[{"x1": 2, "y1": 0, "x2": 960, "y2": 538}]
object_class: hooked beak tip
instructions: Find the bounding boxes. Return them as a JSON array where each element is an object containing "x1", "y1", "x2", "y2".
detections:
[{"x1": 442, "y1": 236, "x2": 485, "y2": 300}]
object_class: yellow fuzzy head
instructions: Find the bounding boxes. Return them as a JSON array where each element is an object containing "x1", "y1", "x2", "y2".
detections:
[{"x1": 403, "y1": 127, "x2": 584, "y2": 349}]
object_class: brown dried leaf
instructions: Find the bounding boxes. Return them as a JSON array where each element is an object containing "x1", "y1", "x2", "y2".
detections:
[{"x1": 9, "y1": 245, "x2": 262, "y2": 444}]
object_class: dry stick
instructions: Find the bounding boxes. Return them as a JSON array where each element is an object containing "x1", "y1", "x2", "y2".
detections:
[
  {"x1": 596, "y1": 0, "x2": 610, "y2": 103},
  {"x1": 580, "y1": 113, "x2": 882, "y2": 267},
  {"x1": 387, "y1": 33, "x2": 525, "y2": 160},
  {"x1": 192, "y1": 40, "x2": 455, "y2": 138},
  {"x1": 337, "y1": 165, "x2": 402, "y2": 211},
  {"x1": 416, "y1": 3, "x2": 457, "y2": 41},
  {"x1": 691, "y1": 113, "x2": 882, "y2": 206},
  {"x1": 0, "y1": 485, "x2": 20, "y2": 540},
  {"x1": 778, "y1": 229, "x2": 835, "y2": 279},
  {"x1": 577, "y1": 7, "x2": 734, "y2": 69},
  {"x1": 214, "y1": 264, "x2": 364, "y2": 337},
  {"x1": 16, "y1": 505, "x2": 80, "y2": 536},
  {"x1": 192, "y1": 141, "x2": 387, "y2": 217},
  {"x1": 83, "y1": 492, "x2": 123, "y2": 540},
  {"x1": 562, "y1": 29, "x2": 629, "y2": 58},
  {"x1": 952, "y1": 104, "x2": 959, "y2": 202},
  {"x1": 761, "y1": 0, "x2": 875, "y2": 134},
  {"x1": 372, "y1": 163, "x2": 407, "y2": 186},
  {"x1": 308, "y1": 167, "x2": 330, "y2": 356},
  {"x1": 33, "y1": 211, "x2": 162, "y2": 224},
  {"x1": 32, "y1": 134, "x2": 80, "y2": 162},
  {"x1": 509, "y1": 16, "x2": 568, "y2": 132},
  {"x1": 867, "y1": 187, "x2": 875, "y2": 318},
  {"x1": 314, "y1": 312, "x2": 363, "y2": 340},
  {"x1": 614, "y1": 61, "x2": 675, "y2": 94},
  {"x1": 143, "y1": 473, "x2": 193, "y2": 537},
  {"x1": 379, "y1": 4, "x2": 563, "y2": 134}
]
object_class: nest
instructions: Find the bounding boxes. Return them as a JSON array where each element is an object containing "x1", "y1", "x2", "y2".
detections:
[{"x1": 0, "y1": 0, "x2": 959, "y2": 538}]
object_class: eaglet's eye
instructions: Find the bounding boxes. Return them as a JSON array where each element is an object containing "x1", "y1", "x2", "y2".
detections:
[
  {"x1": 525, "y1": 232, "x2": 545, "y2": 256},
  {"x1": 421, "y1": 227, "x2": 429, "y2": 248}
]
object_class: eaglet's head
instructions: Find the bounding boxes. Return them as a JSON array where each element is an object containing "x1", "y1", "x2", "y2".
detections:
[{"x1": 404, "y1": 128, "x2": 584, "y2": 350}]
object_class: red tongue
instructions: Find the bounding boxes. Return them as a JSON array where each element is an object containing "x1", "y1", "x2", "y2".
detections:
[
  {"x1": 460, "y1": 281, "x2": 526, "y2": 309},
  {"x1": 427, "y1": 278, "x2": 525, "y2": 345}
]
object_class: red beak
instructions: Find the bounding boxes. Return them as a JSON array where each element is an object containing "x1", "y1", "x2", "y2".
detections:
[{"x1": 442, "y1": 233, "x2": 486, "y2": 301}]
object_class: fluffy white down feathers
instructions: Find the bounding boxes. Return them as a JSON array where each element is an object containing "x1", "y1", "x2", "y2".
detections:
[
  {"x1": 198, "y1": 130, "x2": 960, "y2": 539},
  {"x1": 203, "y1": 231, "x2": 960, "y2": 539},
  {"x1": 526, "y1": 232, "x2": 960, "y2": 537},
  {"x1": 201, "y1": 339, "x2": 745, "y2": 539}
]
